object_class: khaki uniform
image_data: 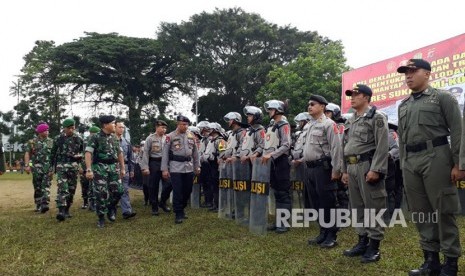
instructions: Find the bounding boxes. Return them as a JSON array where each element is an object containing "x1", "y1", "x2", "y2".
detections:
[
  {"x1": 398, "y1": 86, "x2": 462, "y2": 257},
  {"x1": 342, "y1": 106, "x2": 388, "y2": 241}
]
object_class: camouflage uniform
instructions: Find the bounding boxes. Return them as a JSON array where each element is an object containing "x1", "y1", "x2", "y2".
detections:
[
  {"x1": 50, "y1": 132, "x2": 84, "y2": 210},
  {"x1": 80, "y1": 135, "x2": 94, "y2": 209},
  {"x1": 86, "y1": 130, "x2": 124, "y2": 217},
  {"x1": 25, "y1": 136, "x2": 53, "y2": 208}
]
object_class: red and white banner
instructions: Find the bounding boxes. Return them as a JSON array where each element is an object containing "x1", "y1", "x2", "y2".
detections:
[{"x1": 341, "y1": 33, "x2": 465, "y2": 122}]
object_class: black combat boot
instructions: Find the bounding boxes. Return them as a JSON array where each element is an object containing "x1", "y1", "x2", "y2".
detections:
[
  {"x1": 81, "y1": 199, "x2": 88, "y2": 209},
  {"x1": 361, "y1": 238, "x2": 381, "y2": 263},
  {"x1": 308, "y1": 228, "x2": 328, "y2": 246},
  {"x1": 97, "y1": 215, "x2": 105, "y2": 229},
  {"x1": 40, "y1": 203, "x2": 49, "y2": 214},
  {"x1": 107, "y1": 205, "x2": 116, "y2": 222},
  {"x1": 343, "y1": 235, "x2": 369, "y2": 257},
  {"x1": 320, "y1": 230, "x2": 338, "y2": 248},
  {"x1": 408, "y1": 250, "x2": 441, "y2": 276},
  {"x1": 440, "y1": 257, "x2": 458, "y2": 276},
  {"x1": 151, "y1": 204, "x2": 159, "y2": 216},
  {"x1": 35, "y1": 204, "x2": 41, "y2": 212},
  {"x1": 159, "y1": 203, "x2": 171, "y2": 213},
  {"x1": 64, "y1": 205, "x2": 72, "y2": 218},
  {"x1": 56, "y1": 207, "x2": 66, "y2": 222}
]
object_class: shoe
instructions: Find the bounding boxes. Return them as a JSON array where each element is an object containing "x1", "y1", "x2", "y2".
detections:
[
  {"x1": 64, "y1": 207, "x2": 72, "y2": 218},
  {"x1": 40, "y1": 204, "x2": 49, "y2": 214},
  {"x1": 56, "y1": 207, "x2": 66, "y2": 222},
  {"x1": 320, "y1": 231, "x2": 338, "y2": 248},
  {"x1": 81, "y1": 203, "x2": 88, "y2": 209},
  {"x1": 97, "y1": 215, "x2": 105, "y2": 229},
  {"x1": 439, "y1": 257, "x2": 458, "y2": 276},
  {"x1": 123, "y1": 212, "x2": 137, "y2": 219},
  {"x1": 35, "y1": 204, "x2": 41, "y2": 212},
  {"x1": 275, "y1": 227, "x2": 289, "y2": 234},
  {"x1": 107, "y1": 209, "x2": 116, "y2": 222},
  {"x1": 343, "y1": 235, "x2": 369, "y2": 257},
  {"x1": 267, "y1": 224, "x2": 277, "y2": 231},
  {"x1": 308, "y1": 229, "x2": 328, "y2": 246},
  {"x1": 175, "y1": 218, "x2": 183, "y2": 224},
  {"x1": 360, "y1": 239, "x2": 381, "y2": 263},
  {"x1": 409, "y1": 250, "x2": 441, "y2": 276},
  {"x1": 159, "y1": 204, "x2": 171, "y2": 213}
]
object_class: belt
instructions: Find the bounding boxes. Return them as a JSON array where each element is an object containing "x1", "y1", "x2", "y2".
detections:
[
  {"x1": 345, "y1": 151, "x2": 375, "y2": 165},
  {"x1": 170, "y1": 155, "x2": 192, "y2": 162},
  {"x1": 149, "y1": 157, "x2": 162, "y2": 161},
  {"x1": 306, "y1": 158, "x2": 330, "y2": 168},
  {"x1": 405, "y1": 136, "x2": 449, "y2": 153}
]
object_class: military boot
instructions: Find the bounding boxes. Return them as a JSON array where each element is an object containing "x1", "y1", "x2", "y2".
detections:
[
  {"x1": 97, "y1": 215, "x2": 105, "y2": 229},
  {"x1": 408, "y1": 250, "x2": 441, "y2": 276},
  {"x1": 343, "y1": 235, "x2": 368, "y2": 257},
  {"x1": 81, "y1": 199, "x2": 88, "y2": 209},
  {"x1": 361, "y1": 238, "x2": 381, "y2": 263},
  {"x1": 64, "y1": 205, "x2": 72, "y2": 218},
  {"x1": 308, "y1": 228, "x2": 327, "y2": 246},
  {"x1": 56, "y1": 207, "x2": 66, "y2": 222},
  {"x1": 107, "y1": 205, "x2": 116, "y2": 222},
  {"x1": 320, "y1": 230, "x2": 338, "y2": 248},
  {"x1": 440, "y1": 257, "x2": 458, "y2": 276},
  {"x1": 40, "y1": 203, "x2": 49, "y2": 214}
]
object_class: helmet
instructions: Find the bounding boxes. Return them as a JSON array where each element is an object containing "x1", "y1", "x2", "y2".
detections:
[
  {"x1": 188, "y1": 126, "x2": 200, "y2": 136},
  {"x1": 294, "y1": 112, "x2": 311, "y2": 124},
  {"x1": 207, "y1": 122, "x2": 222, "y2": 133},
  {"x1": 197, "y1": 121, "x2": 210, "y2": 130},
  {"x1": 223, "y1": 112, "x2": 242, "y2": 123},
  {"x1": 243, "y1": 106, "x2": 263, "y2": 124},
  {"x1": 264, "y1": 100, "x2": 285, "y2": 114},
  {"x1": 342, "y1": 113, "x2": 354, "y2": 121},
  {"x1": 325, "y1": 103, "x2": 341, "y2": 119}
]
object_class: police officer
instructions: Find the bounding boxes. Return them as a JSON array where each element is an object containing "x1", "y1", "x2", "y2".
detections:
[
  {"x1": 203, "y1": 122, "x2": 226, "y2": 211},
  {"x1": 240, "y1": 106, "x2": 265, "y2": 163},
  {"x1": 50, "y1": 118, "x2": 84, "y2": 221},
  {"x1": 397, "y1": 59, "x2": 462, "y2": 276},
  {"x1": 24, "y1": 123, "x2": 53, "y2": 213},
  {"x1": 383, "y1": 115, "x2": 400, "y2": 220},
  {"x1": 291, "y1": 112, "x2": 311, "y2": 209},
  {"x1": 341, "y1": 84, "x2": 388, "y2": 263},
  {"x1": 161, "y1": 115, "x2": 200, "y2": 224},
  {"x1": 85, "y1": 115, "x2": 125, "y2": 228},
  {"x1": 198, "y1": 121, "x2": 213, "y2": 208},
  {"x1": 141, "y1": 120, "x2": 173, "y2": 216},
  {"x1": 263, "y1": 100, "x2": 292, "y2": 234},
  {"x1": 303, "y1": 95, "x2": 342, "y2": 248}
]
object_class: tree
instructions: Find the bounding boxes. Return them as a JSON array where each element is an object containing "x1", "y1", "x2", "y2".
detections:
[
  {"x1": 157, "y1": 8, "x2": 317, "y2": 122},
  {"x1": 257, "y1": 37, "x2": 350, "y2": 120}
]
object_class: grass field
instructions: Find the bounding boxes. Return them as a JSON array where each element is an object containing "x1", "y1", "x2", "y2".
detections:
[{"x1": 0, "y1": 173, "x2": 464, "y2": 276}]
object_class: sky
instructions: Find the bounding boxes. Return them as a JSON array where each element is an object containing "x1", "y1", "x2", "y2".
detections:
[{"x1": 1, "y1": 0, "x2": 464, "y2": 117}]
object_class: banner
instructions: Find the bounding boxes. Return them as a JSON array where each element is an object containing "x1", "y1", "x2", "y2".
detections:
[{"x1": 342, "y1": 33, "x2": 465, "y2": 123}]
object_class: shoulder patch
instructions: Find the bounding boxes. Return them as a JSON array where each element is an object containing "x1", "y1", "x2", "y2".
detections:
[
  {"x1": 165, "y1": 136, "x2": 171, "y2": 143},
  {"x1": 376, "y1": 118, "x2": 385, "y2": 128}
]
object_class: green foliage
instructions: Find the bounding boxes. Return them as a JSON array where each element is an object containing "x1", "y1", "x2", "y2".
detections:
[
  {"x1": 257, "y1": 37, "x2": 350, "y2": 119},
  {"x1": 158, "y1": 7, "x2": 317, "y2": 121}
]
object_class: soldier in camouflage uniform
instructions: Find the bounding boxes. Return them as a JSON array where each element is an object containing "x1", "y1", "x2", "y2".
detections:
[
  {"x1": 85, "y1": 115, "x2": 125, "y2": 228},
  {"x1": 50, "y1": 118, "x2": 84, "y2": 221},
  {"x1": 79, "y1": 125, "x2": 100, "y2": 211},
  {"x1": 0, "y1": 141, "x2": 4, "y2": 175},
  {"x1": 24, "y1": 123, "x2": 53, "y2": 213}
]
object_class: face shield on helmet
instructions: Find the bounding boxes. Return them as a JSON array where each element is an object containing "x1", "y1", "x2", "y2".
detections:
[
  {"x1": 325, "y1": 103, "x2": 341, "y2": 119},
  {"x1": 223, "y1": 112, "x2": 242, "y2": 127},
  {"x1": 243, "y1": 106, "x2": 263, "y2": 124},
  {"x1": 207, "y1": 122, "x2": 222, "y2": 134},
  {"x1": 264, "y1": 100, "x2": 285, "y2": 114},
  {"x1": 188, "y1": 126, "x2": 200, "y2": 136},
  {"x1": 294, "y1": 112, "x2": 311, "y2": 129}
]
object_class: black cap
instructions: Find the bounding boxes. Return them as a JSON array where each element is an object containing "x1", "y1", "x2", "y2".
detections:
[
  {"x1": 99, "y1": 115, "x2": 116, "y2": 125},
  {"x1": 397, "y1": 59, "x2": 431, "y2": 73},
  {"x1": 309, "y1": 95, "x2": 328, "y2": 105},
  {"x1": 176, "y1": 115, "x2": 191, "y2": 124},
  {"x1": 155, "y1": 120, "x2": 168, "y2": 127},
  {"x1": 345, "y1": 84, "x2": 372, "y2": 97}
]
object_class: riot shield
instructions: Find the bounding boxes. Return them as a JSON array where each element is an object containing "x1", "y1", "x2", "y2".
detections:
[
  {"x1": 233, "y1": 159, "x2": 251, "y2": 226},
  {"x1": 290, "y1": 163, "x2": 305, "y2": 209},
  {"x1": 218, "y1": 161, "x2": 233, "y2": 219},
  {"x1": 190, "y1": 175, "x2": 200, "y2": 208},
  {"x1": 249, "y1": 157, "x2": 271, "y2": 235}
]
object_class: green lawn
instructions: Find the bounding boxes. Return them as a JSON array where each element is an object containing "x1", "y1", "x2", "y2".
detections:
[{"x1": 0, "y1": 173, "x2": 463, "y2": 276}]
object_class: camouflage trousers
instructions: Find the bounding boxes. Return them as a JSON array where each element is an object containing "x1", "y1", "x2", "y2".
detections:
[
  {"x1": 55, "y1": 162, "x2": 78, "y2": 208},
  {"x1": 92, "y1": 163, "x2": 123, "y2": 216},
  {"x1": 80, "y1": 172, "x2": 94, "y2": 202},
  {"x1": 32, "y1": 169, "x2": 51, "y2": 206}
]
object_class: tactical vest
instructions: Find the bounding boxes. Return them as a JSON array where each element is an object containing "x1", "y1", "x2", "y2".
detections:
[
  {"x1": 150, "y1": 134, "x2": 165, "y2": 155},
  {"x1": 264, "y1": 121, "x2": 288, "y2": 154},
  {"x1": 200, "y1": 137, "x2": 208, "y2": 153},
  {"x1": 291, "y1": 130, "x2": 307, "y2": 159},
  {"x1": 240, "y1": 126, "x2": 263, "y2": 157},
  {"x1": 205, "y1": 136, "x2": 220, "y2": 161}
]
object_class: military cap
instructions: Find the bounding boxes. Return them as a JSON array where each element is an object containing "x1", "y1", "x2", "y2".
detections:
[
  {"x1": 176, "y1": 115, "x2": 191, "y2": 124},
  {"x1": 88, "y1": 125, "x2": 100, "y2": 133},
  {"x1": 397, "y1": 59, "x2": 431, "y2": 73},
  {"x1": 345, "y1": 84, "x2": 373, "y2": 97},
  {"x1": 99, "y1": 115, "x2": 116, "y2": 125},
  {"x1": 62, "y1": 118, "x2": 75, "y2": 128},
  {"x1": 155, "y1": 120, "x2": 168, "y2": 127},
  {"x1": 309, "y1": 95, "x2": 328, "y2": 105}
]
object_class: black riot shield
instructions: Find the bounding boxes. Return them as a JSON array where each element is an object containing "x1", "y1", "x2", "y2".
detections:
[
  {"x1": 290, "y1": 163, "x2": 305, "y2": 209},
  {"x1": 190, "y1": 175, "x2": 200, "y2": 208},
  {"x1": 232, "y1": 159, "x2": 251, "y2": 226},
  {"x1": 249, "y1": 157, "x2": 271, "y2": 235},
  {"x1": 218, "y1": 161, "x2": 234, "y2": 219}
]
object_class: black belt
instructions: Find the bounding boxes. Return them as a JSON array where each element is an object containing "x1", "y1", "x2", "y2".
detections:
[
  {"x1": 170, "y1": 155, "x2": 192, "y2": 162},
  {"x1": 149, "y1": 157, "x2": 162, "y2": 161},
  {"x1": 405, "y1": 136, "x2": 449, "y2": 153},
  {"x1": 345, "y1": 150, "x2": 375, "y2": 165},
  {"x1": 306, "y1": 158, "x2": 330, "y2": 168}
]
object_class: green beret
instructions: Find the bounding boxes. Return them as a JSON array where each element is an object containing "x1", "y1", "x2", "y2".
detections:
[
  {"x1": 62, "y1": 118, "x2": 75, "y2": 128},
  {"x1": 89, "y1": 125, "x2": 100, "y2": 133}
]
